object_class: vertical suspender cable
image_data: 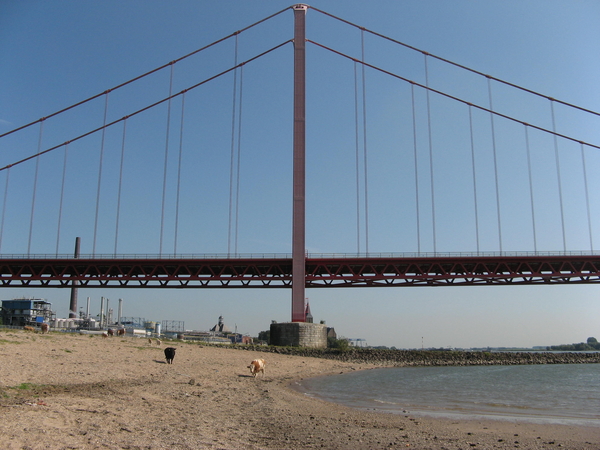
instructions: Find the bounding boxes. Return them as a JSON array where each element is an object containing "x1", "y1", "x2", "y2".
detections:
[
  {"x1": 93, "y1": 93, "x2": 109, "y2": 256},
  {"x1": 550, "y1": 100, "x2": 566, "y2": 252},
  {"x1": 160, "y1": 63, "x2": 175, "y2": 256},
  {"x1": 234, "y1": 66, "x2": 244, "y2": 255},
  {"x1": 28, "y1": 120, "x2": 44, "y2": 255},
  {"x1": 468, "y1": 105, "x2": 480, "y2": 253},
  {"x1": 56, "y1": 143, "x2": 69, "y2": 255},
  {"x1": 354, "y1": 61, "x2": 361, "y2": 254},
  {"x1": 580, "y1": 143, "x2": 594, "y2": 251},
  {"x1": 361, "y1": 29, "x2": 370, "y2": 254},
  {"x1": 487, "y1": 78, "x2": 502, "y2": 252},
  {"x1": 0, "y1": 167, "x2": 10, "y2": 253},
  {"x1": 424, "y1": 54, "x2": 436, "y2": 253},
  {"x1": 114, "y1": 118, "x2": 127, "y2": 256},
  {"x1": 410, "y1": 83, "x2": 421, "y2": 254},
  {"x1": 174, "y1": 93, "x2": 186, "y2": 255},
  {"x1": 228, "y1": 34, "x2": 239, "y2": 257},
  {"x1": 524, "y1": 125, "x2": 537, "y2": 252}
]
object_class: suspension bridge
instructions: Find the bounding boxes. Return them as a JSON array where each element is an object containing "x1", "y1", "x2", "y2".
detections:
[{"x1": 1, "y1": 5, "x2": 599, "y2": 323}]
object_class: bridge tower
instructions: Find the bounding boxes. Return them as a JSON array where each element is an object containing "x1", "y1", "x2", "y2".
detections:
[
  {"x1": 291, "y1": 3, "x2": 308, "y2": 323},
  {"x1": 271, "y1": 4, "x2": 327, "y2": 348}
]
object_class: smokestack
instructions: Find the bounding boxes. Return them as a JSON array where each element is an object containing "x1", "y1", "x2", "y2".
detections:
[
  {"x1": 100, "y1": 296, "x2": 105, "y2": 328},
  {"x1": 86, "y1": 296, "x2": 90, "y2": 319},
  {"x1": 68, "y1": 237, "x2": 81, "y2": 318},
  {"x1": 118, "y1": 298, "x2": 123, "y2": 325},
  {"x1": 105, "y1": 298, "x2": 110, "y2": 327}
]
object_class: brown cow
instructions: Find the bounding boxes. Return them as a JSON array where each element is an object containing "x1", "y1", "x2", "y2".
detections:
[
  {"x1": 116, "y1": 328, "x2": 125, "y2": 336},
  {"x1": 107, "y1": 329, "x2": 114, "y2": 337},
  {"x1": 23, "y1": 326, "x2": 35, "y2": 332},
  {"x1": 40, "y1": 323, "x2": 49, "y2": 334},
  {"x1": 247, "y1": 359, "x2": 266, "y2": 378}
]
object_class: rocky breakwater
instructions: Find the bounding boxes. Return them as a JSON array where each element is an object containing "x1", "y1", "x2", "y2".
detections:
[{"x1": 235, "y1": 345, "x2": 600, "y2": 367}]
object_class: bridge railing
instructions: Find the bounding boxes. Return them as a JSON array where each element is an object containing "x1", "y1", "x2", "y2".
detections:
[{"x1": 0, "y1": 251, "x2": 599, "y2": 259}]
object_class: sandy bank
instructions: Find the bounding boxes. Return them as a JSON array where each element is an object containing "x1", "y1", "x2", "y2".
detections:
[{"x1": 0, "y1": 331, "x2": 598, "y2": 449}]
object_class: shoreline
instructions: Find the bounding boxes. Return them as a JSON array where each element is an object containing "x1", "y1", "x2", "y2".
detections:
[
  {"x1": 289, "y1": 362, "x2": 600, "y2": 429},
  {"x1": 1, "y1": 331, "x2": 598, "y2": 449}
]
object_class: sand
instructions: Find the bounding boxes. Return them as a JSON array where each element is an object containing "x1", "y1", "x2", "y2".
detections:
[{"x1": 0, "y1": 330, "x2": 598, "y2": 449}]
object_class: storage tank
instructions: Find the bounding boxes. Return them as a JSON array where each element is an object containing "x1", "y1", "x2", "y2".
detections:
[{"x1": 154, "y1": 323, "x2": 161, "y2": 336}]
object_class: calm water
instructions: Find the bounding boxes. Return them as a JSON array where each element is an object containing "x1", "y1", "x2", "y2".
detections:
[{"x1": 294, "y1": 364, "x2": 600, "y2": 426}]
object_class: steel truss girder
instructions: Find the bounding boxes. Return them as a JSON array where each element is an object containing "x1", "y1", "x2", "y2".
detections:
[
  {"x1": 0, "y1": 255, "x2": 599, "y2": 288},
  {"x1": 305, "y1": 256, "x2": 600, "y2": 287}
]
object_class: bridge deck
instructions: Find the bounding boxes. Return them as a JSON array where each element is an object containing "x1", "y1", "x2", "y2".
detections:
[{"x1": 0, "y1": 255, "x2": 599, "y2": 288}]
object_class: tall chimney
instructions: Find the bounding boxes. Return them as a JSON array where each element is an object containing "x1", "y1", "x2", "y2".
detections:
[{"x1": 68, "y1": 237, "x2": 80, "y2": 318}]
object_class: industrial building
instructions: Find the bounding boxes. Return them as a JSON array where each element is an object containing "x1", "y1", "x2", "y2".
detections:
[{"x1": 0, "y1": 298, "x2": 56, "y2": 327}]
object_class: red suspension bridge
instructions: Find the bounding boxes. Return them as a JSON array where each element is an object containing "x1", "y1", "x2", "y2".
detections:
[{"x1": 1, "y1": 5, "x2": 600, "y2": 322}]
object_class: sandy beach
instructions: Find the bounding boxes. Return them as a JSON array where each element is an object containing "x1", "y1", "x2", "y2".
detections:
[{"x1": 0, "y1": 330, "x2": 598, "y2": 449}]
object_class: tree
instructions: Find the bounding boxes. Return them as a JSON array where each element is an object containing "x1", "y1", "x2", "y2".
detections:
[
  {"x1": 587, "y1": 337, "x2": 598, "y2": 344},
  {"x1": 257, "y1": 330, "x2": 270, "y2": 344}
]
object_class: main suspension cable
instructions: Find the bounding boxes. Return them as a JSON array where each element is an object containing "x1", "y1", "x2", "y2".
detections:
[
  {"x1": 306, "y1": 40, "x2": 600, "y2": 152},
  {"x1": 308, "y1": 6, "x2": 600, "y2": 119},
  {"x1": 0, "y1": 6, "x2": 292, "y2": 140},
  {"x1": 0, "y1": 40, "x2": 292, "y2": 174}
]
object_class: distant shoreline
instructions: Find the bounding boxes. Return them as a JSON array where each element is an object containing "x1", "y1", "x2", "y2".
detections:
[{"x1": 228, "y1": 345, "x2": 600, "y2": 366}]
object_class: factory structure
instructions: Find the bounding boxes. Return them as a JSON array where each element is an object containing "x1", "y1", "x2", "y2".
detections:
[{"x1": 0, "y1": 296, "x2": 252, "y2": 344}]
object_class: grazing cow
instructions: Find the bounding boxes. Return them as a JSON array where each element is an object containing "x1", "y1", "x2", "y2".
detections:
[
  {"x1": 107, "y1": 328, "x2": 114, "y2": 337},
  {"x1": 102, "y1": 332, "x2": 108, "y2": 338},
  {"x1": 155, "y1": 339, "x2": 162, "y2": 346},
  {"x1": 23, "y1": 326, "x2": 35, "y2": 332},
  {"x1": 40, "y1": 323, "x2": 49, "y2": 334},
  {"x1": 116, "y1": 328, "x2": 125, "y2": 336},
  {"x1": 164, "y1": 347, "x2": 176, "y2": 364},
  {"x1": 148, "y1": 338, "x2": 153, "y2": 345},
  {"x1": 247, "y1": 359, "x2": 266, "y2": 378}
]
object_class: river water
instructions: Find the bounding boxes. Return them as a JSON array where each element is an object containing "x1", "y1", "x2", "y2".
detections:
[{"x1": 294, "y1": 363, "x2": 600, "y2": 426}]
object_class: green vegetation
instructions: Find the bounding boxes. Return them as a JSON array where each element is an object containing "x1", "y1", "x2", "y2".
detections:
[
  {"x1": 547, "y1": 337, "x2": 600, "y2": 351},
  {"x1": 257, "y1": 330, "x2": 270, "y2": 344},
  {"x1": 328, "y1": 336, "x2": 350, "y2": 351}
]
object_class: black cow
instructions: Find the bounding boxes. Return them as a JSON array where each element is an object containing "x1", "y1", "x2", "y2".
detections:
[{"x1": 164, "y1": 347, "x2": 176, "y2": 364}]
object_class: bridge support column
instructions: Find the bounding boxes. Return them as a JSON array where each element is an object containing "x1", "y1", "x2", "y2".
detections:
[{"x1": 292, "y1": 4, "x2": 308, "y2": 322}]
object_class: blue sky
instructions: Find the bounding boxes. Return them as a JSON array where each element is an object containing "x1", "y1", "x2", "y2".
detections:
[{"x1": 1, "y1": 1, "x2": 600, "y2": 348}]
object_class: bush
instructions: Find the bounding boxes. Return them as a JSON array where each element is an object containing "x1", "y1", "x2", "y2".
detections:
[{"x1": 328, "y1": 336, "x2": 350, "y2": 351}]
